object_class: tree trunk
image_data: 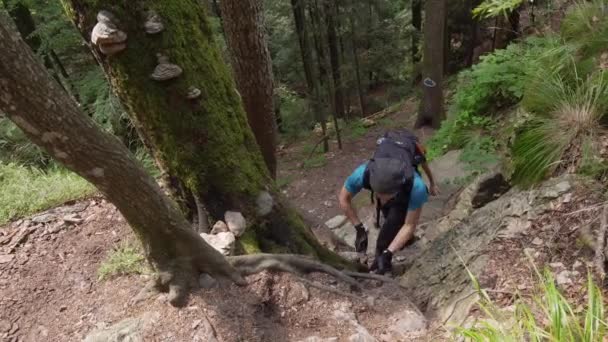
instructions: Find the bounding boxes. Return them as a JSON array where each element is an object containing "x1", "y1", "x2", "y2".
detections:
[
  {"x1": 62, "y1": 0, "x2": 340, "y2": 259},
  {"x1": 291, "y1": 0, "x2": 327, "y2": 150},
  {"x1": 325, "y1": 0, "x2": 345, "y2": 119},
  {"x1": 348, "y1": 2, "x2": 366, "y2": 116},
  {"x1": 220, "y1": 0, "x2": 278, "y2": 178},
  {"x1": 416, "y1": 0, "x2": 446, "y2": 128},
  {"x1": 366, "y1": 0, "x2": 373, "y2": 88},
  {"x1": 0, "y1": 12, "x2": 245, "y2": 306},
  {"x1": 411, "y1": 0, "x2": 422, "y2": 84}
]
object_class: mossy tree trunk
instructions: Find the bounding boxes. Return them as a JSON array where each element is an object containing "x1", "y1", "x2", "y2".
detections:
[
  {"x1": 220, "y1": 0, "x2": 278, "y2": 178},
  {"x1": 0, "y1": 12, "x2": 245, "y2": 306},
  {"x1": 62, "y1": 0, "x2": 340, "y2": 259}
]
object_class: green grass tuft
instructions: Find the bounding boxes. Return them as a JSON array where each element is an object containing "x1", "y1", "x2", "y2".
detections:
[
  {"x1": 97, "y1": 243, "x2": 147, "y2": 281},
  {"x1": 0, "y1": 163, "x2": 95, "y2": 225}
]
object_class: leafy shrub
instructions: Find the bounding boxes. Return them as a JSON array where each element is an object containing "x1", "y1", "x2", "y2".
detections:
[
  {"x1": 0, "y1": 118, "x2": 49, "y2": 168},
  {"x1": 0, "y1": 163, "x2": 95, "y2": 224},
  {"x1": 561, "y1": 0, "x2": 608, "y2": 58},
  {"x1": 276, "y1": 85, "x2": 314, "y2": 140}
]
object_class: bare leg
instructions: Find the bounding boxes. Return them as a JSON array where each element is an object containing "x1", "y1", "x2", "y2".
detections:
[{"x1": 387, "y1": 208, "x2": 422, "y2": 253}]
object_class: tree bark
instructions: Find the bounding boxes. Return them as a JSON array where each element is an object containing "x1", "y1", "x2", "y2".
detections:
[
  {"x1": 348, "y1": 1, "x2": 366, "y2": 116},
  {"x1": 0, "y1": 13, "x2": 245, "y2": 306},
  {"x1": 411, "y1": 0, "x2": 422, "y2": 84},
  {"x1": 416, "y1": 0, "x2": 446, "y2": 129},
  {"x1": 325, "y1": 0, "x2": 345, "y2": 119},
  {"x1": 220, "y1": 0, "x2": 278, "y2": 178},
  {"x1": 62, "y1": 0, "x2": 340, "y2": 259}
]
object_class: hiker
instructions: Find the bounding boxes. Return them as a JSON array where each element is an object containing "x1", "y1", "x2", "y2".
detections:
[{"x1": 338, "y1": 129, "x2": 439, "y2": 275}]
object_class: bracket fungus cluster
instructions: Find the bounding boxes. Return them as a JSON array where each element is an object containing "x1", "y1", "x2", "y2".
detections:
[
  {"x1": 144, "y1": 10, "x2": 164, "y2": 34},
  {"x1": 91, "y1": 10, "x2": 127, "y2": 56},
  {"x1": 150, "y1": 54, "x2": 183, "y2": 81},
  {"x1": 186, "y1": 86, "x2": 202, "y2": 100}
]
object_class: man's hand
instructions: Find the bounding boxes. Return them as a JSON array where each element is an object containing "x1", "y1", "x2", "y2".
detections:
[
  {"x1": 429, "y1": 183, "x2": 441, "y2": 196},
  {"x1": 354, "y1": 223, "x2": 368, "y2": 253}
]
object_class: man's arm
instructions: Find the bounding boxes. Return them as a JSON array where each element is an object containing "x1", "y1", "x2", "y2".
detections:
[
  {"x1": 338, "y1": 186, "x2": 362, "y2": 226},
  {"x1": 421, "y1": 161, "x2": 440, "y2": 196}
]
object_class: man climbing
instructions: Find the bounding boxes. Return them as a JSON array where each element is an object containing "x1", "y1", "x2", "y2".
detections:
[{"x1": 338, "y1": 129, "x2": 439, "y2": 275}]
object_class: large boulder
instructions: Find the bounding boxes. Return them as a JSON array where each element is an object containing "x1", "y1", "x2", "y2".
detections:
[
  {"x1": 200, "y1": 232, "x2": 236, "y2": 256},
  {"x1": 225, "y1": 211, "x2": 246, "y2": 237}
]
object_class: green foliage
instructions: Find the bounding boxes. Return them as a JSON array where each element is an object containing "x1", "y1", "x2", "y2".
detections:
[
  {"x1": 343, "y1": 120, "x2": 368, "y2": 140},
  {"x1": 561, "y1": 0, "x2": 608, "y2": 57},
  {"x1": 303, "y1": 153, "x2": 327, "y2": 169},
  {"x1": 427, "y1": 37, "x2": 558, "y2": 160},
  {"x1": 0, "y1": 162, "x2": 95, "y2": 224},
  {"x1": 276, "y1": 85, "x2": 314, "y2": 140},
  {"x1": 512, "y1": 68, "x2": 608, "y2": 186},
  {"x1": 456, "y1": 268, "x2": 606, "y2": 342},
  {"x1": 98, "y1": 243, "x2": 147, "y2": 280},
  {"x1": 472, "y1": 0, "x2": 525, "y2": 19},
  {"x1": 0, "y1": 118, "x2": 48, "y2": 167}
]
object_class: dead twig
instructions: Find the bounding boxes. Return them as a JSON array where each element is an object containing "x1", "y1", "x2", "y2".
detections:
[{"x1": 594, "y1": 205, "x2": 608, "y2": 281}]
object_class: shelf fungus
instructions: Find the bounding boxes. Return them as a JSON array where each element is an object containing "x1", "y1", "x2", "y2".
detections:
[
  {"x1": 91, "y1": 10, "x2": 127, "y2": 56},
  {"x1": 144, "y1": 10, "x2": 164, "y2": 34},
  {"x1": 150, "y1": 54, "x2": 183, "y2": 81},
  {"x1": 186, "y1": 86, "x2": 202, "y2": 100}
]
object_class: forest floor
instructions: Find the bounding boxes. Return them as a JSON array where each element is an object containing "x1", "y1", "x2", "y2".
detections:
[{"x1": 0, "y1": 100, "x2": 604, "y2": 341}]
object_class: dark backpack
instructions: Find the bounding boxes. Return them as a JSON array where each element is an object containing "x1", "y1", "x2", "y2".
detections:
[{"x1": 364, "y1": 129, "x2": 420, "y2": 227}]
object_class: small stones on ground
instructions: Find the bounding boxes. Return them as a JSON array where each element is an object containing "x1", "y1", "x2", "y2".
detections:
[
  {"x1": 32, "y1": 213, "x2": 56, "y2": 224},
  {"x1": 63, "y1": 214, "x2": 83, "y2": 224},
  {"x1": 59, "y1": 305, "x2": 67, "y2": 312},
  {"x1": 573, "y1": 260, "x2": 583, "y2": 269},
  {"x1": 366, "y1": 296, "x2": 375, "y2": 307},
  {"x1": 549, "y1": 262, "x2": 565, "y2": 269},
  {"x1": 523, "y1": 248, "x2": 536, "y2": 257},
  {"x1": 0, "y1": 255, "x2": 14, "y2": 264},
  {"x1": 556, "y1": 270, "x2": 573, "y2": 286},
  {"x1": 210, "y1": 221, "x2": 229, "y2": 235},
  {"x1": 224, "y1": 211, "x2": 246, "y2": 237},
  {"x1": 286, "y1": 281, "x2": 309, "y2": 306},
  {"x1": 191, "y1": 319, "x2": 202, "y2": 330},
  {"x1": 299, "y1": 337, "x2": 339, "y2": 342},
  {"x1": 531, "y1": 237, "x2": 544, "y2": 246}
]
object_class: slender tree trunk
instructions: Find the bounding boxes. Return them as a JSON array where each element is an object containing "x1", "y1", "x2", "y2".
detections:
[
  {"x1": 411, "y1": 0, "x2": 422, "y2": 84},
  {"x1": 325, "y1": 0, "x2": 345, "y2": 119},
  {"x1": 416, "y1": 0, "x2": 446, "y2": 128},
  {"x1": 291, "y1": 0, "x2": 327, "y2": 149},
  {"x1": 366, "y1": 0, "x2": 373, "y2": 88},
  {"x1": 309, "y1": 0, "x2": 330, "y2": 152},
  {"x1": 464, "y1": 0, "x2": 479, "y2": 67},
  {"x1": 348, "y1": 2, "x2": 366, "y2": 116},
  {"x1": 63, "y1": 0, "x2": 340, "y2": 259},
  {"x1": 0, "y1": 13, "x2": 245, "y2": 306},
  {"x1": 220, "y1": 0, "x2": 278, "y2": 178}
]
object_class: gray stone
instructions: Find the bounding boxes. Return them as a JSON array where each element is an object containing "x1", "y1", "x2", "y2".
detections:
[
  {"x1": 573, "y1": 260, "x2": 583, "y2": 269},
  {"x1": 199, "y1": 232, "x2": 236, "y2": 256},
  {"x1": 348, "y1": 326, "x2": 376, "y2": 342},
  {"x1": 556, "y1": 270, "x2": 573, "y2": 286},
  {"x1": 325, "y1": 215, "x2": 347, "y2": 230},
  {"x1": 62, "y1": 214, "x2": 83, "y2": 224},
  {"x1": 338, "y1": 251, "x2": 362, "y2": 263},
  {"x1": 0, "y1": 255, "x2": 14, "y2": 264},
  {"x1": 225, "y1": 211, "x2": 246, "y2": 237},
  {"x1": 84, "y1": 312, "x2": 159, "y2": 342},
  {"x1": 210, "y1": 221, "x2": 229, "y2": 235},
  {"x1": 198, "y1": 273, "x2": 218, "y2": 289},
  {"x1": 256, "y1": 191, "x2": 274, "y2": 216},
  {"x1": 287, "y1": 281, "x2": 309, "y2": 306},
  {"x1": 32, "y1": 213, "x2": 56, "y2": 224},
  {"x1": 387, "y1": 309, "x2": 427, "y2": 338},
  {"x1": 549, "y1": 262, "x2": 565, "y2": 269},
  {"x1": 532, "y1": 237, "x2": 544, "y2": 246}
]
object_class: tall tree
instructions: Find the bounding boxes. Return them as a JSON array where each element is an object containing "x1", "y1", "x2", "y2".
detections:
[
  {"x1": 290, "y1": 0, "x2": 328, "y2": 152},
  {"x1": 325, "y1": 0, "x2": 345, "y2": 119},
  {"x1": 411, "y1": 0, "x2": 422, "y2": 84},
  {"x1": 220, "y1": 0, "x2": 278, "y2": 178},
  {"x1": 416, "y1": 0, "x2": 446, "y2": 128},
  {"x1": 347, "y1": 1, "x2": 366, "y2": 115},
  {"x1": 61, "y1": 0, "x2": 341, "y2": 259}
]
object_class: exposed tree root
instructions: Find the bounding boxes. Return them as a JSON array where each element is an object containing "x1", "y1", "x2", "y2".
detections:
[
  {"x1": 228, "y1": 253, "x2": 361, "y2": 290},
  {"x1": 297, "y1": 277, "x2": 362, "y2": 301}
]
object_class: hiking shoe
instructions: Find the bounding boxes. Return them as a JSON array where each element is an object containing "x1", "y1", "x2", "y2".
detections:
[
  {"x1": 376, "y1": 250, "x2": 393, "y2": 275},
  {"x1": 354, "y1": 223, "x2": 368, "y2": 253}
]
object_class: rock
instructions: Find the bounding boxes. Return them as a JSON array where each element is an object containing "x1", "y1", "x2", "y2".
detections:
[
  {"x1": 198, "y1": 273, "x2": 218, "y2": 289},
  {"x1": 532, "y1": 237, "x2": 544, "y2": 246},
  {"x1": 366, "y1": 296, "x2": 375, "y2": 307},
  {"x1": 9, "y1": 323, "x2": 18, "y2": 335},
  {"x1": 287, "y1": 281, "x2": 309, "y2": 306},
  {"x1": 299, "y1": 337, "x2": 338, "y2": 342},
  {"x1": 523, "y1": 248, "x2": 536, "y2": 257},
  {"x1": 573, "y1": 260, "x2": 583, "y2": 269},
  {"x1": 62, "y1": 214, "x2": 83, "y2": 224},
  {"x1": 256, "y1": 192, "x2": 274, "y2": 216},
  {"x1": 32, "y1": 213, "x2": 56, "y2": 224},
  {"x1": 323, "y1": 200, "x2": 333, "y2": 208},
  {"x1": 225, "y1": 211, "x2": 246, "y2": 237},
  {"x1": 387, "y1": 309, "x2": 427, "y2": 338},
  {"x1": 84, "y1": 312, "x2": 159, "y2": 342},
  {"x1": 338, "y1": 251, "x2": 362, "y2": 263},
  {"x1": 210, "y1": 221, "x2": 229, "y2": 235},
  {"x1": 348, "y1": 327, "x2": 376, "y2": 342},
  {"x1": 325, "y1": 215, "x2": 347, "y2": 230},
  {"x1": 192, "y1": 319, "x2": 202, "y2": 330},
  {"x1": 556, "y1": 270, "x2": 573, "y2": 286},
  {"x1": 0, "y1": 320, "x2": 10, "y2": 333},
  {"x1": 541, "y1": 181, "x2": 571, "y2": 199},
  {"x1": 549, "y1": 262, "x2": 565, "y2": 269},
  {"x1": 563, "y1": 193, "x2": 573, "y2": 203},
  {"x1": 333, "y1": 308, "x2": 356, "y2": 323},
  {"x1": 0, "y1": 255, "x2": 14, "y2": 264},
  {"x1": 199, "y1": 232, "x2": 235, "y2": 256}
]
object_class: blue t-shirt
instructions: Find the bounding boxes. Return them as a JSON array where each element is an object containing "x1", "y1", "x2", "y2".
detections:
[{"x1": 344, "y1": 163, "x2": 428, "y2": 211}]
